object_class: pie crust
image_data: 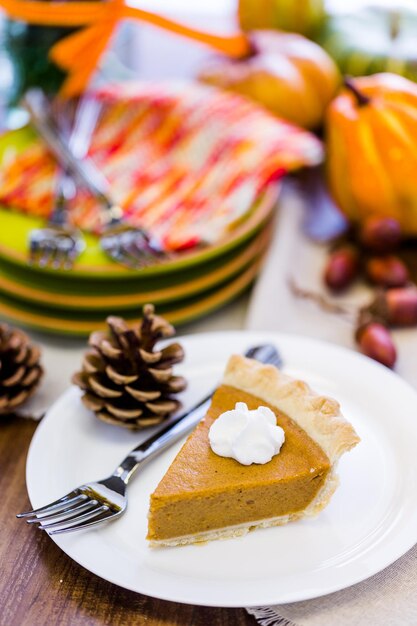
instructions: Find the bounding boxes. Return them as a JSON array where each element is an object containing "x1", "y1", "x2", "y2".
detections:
[{"x1": 224, "y1": 355, "x2": 360, "y2": 466}]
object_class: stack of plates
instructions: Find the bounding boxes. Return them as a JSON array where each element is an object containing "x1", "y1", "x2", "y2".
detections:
[
  {"x1": 0, "y1": 82, "x2": 325, "y2": 336},
  {"x1": 0, "y1": 187, "x2": 278, "y2": 336}
]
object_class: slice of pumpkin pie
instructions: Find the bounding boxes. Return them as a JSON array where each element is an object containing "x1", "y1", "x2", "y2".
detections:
[{"x1": 147, "y1": 355, "x2": 359, "y2": 547}]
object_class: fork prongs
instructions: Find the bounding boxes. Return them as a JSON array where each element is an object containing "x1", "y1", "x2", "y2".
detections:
[
  {"x1": 100, "y1": 227, "x2": 164, "y2": 270},
  {"x1": 28, "y1": 231, "x2": 81, "y2": 271},
  {"x1": 38, "y1": 504, "x2": 109, "y2": 533},
  {"x1": 28, "y1": 235, "x2": 56, "y2": 269},
  {"x1": 16, "y1": 491, "x2": 85, "y2": 518},
  {"x1": 50, "y1": 244, "x2": 72, "y2": 270},
  {"x1": 46, "y1": 507, "x2": 117, "y2": 536},
  {"x1": 27, "y1": 498, "x2": 98, "y2": 525}
]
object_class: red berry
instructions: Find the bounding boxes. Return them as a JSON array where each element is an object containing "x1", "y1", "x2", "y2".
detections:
[
  {"x1": 365, "y1": 255, "x2": 409, "y2": 287},
  {"x1": 324, "y1": 246, "x2": 359, "y2": 292},
  {"x1": 356, "y1": 322, "x2": 397, "y2": 368},
  {"x1": 359, "y1": 216, "x2": 402, "y2": 252},
  {"x1": 386, "y1": 287, "x2": 417, "y2": 326}
]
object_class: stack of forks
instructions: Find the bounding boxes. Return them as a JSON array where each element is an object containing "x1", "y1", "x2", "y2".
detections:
[{"x1": 25, "y1": 90, "x2": 164, "y2": 271}]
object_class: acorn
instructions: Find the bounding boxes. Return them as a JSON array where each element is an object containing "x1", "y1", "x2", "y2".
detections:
[
  {"x1": 375, "y1": 287, "x2": 417, "y2": 327},
  {"x1": 359, "y1": 216, "x2": 402, "y2": 253},
  {"x1": 355, "y1": 322, "x2": 397, "y2": 368},
  {"x1": 365, "y1": 255, "x2": 409, "y2": 288},
  {"x1": 324, "y1": 245, "x2": 359, "y2": 292},
  {"x1": 365, "y1": 287, "x2": 417, "y2": 328},
  {"x1": 386, "y1": 287, "x2": 417, "y2": 326}
]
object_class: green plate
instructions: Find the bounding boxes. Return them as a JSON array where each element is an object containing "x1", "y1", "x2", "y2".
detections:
[
  {"x1": 0, "y1": 257, "x2": 263, "y2": 336},
  {"x1": 0, "y1": 224, "x2": 270, "y2": 311},
  {"x1": 0, "y1": 127, "x2": 279, "y2": 280}
]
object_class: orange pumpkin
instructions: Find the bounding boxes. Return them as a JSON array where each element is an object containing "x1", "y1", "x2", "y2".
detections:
[
  {"x1": 326, "y1": 73, "x2": 417, "y2": 235},
  {"x1": 198, "y1": 31, "x2": 340, "y2": 130}
]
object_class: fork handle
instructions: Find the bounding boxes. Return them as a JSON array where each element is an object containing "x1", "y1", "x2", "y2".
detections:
[
  {"x1": 113, "y1": 394, "x2": 212, "y2": 484},
  {"x1": 24, "y1": 91, "x2": 123, "y2": 227}
]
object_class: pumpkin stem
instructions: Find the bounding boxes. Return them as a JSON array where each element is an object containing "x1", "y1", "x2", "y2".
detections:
[
  {"x1": 239, "y1": 34, "x2": 259, "y2": 60},
  {"x1": 343, "y1": 77, "x2": 371, "y2": 107},
  {"x1": 389, "y1": 10, "x2": 401, "y2": 40}
]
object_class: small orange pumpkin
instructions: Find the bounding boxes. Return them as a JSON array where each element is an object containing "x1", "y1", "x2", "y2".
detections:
[
  {"x1": 326, "y1": 73, "x2": 417, "y2": 236},
  {"x1": 198, "y1": 31, "x2": 340, "y2": 130}
]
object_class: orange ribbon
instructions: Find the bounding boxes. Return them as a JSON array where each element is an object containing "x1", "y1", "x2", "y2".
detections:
[{"x1": 0, "y1": 0, "x2": 251, "y2": 97}]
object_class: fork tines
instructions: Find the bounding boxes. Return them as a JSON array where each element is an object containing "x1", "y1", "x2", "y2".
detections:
[{"x1": 17, "y1": 489, "x2": 112, "y2": 535}]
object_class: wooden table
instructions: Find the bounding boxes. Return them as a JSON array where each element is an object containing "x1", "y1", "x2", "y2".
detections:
[
  {"x1": 1, "y1": 416, "x2": 256, "y2": 626},
  {"x1": 0, "y1": 5, "x2": 257, "y2": 621}
]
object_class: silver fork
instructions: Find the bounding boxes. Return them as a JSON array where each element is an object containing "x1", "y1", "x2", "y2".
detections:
[
  {"x1": 17, "y1": 344, "x2": 283, "y2": 535},
  {"x1": 24, "y1": 89, "x2": 165, "y2": 270},
  {"x1": 27, "y1": 96, "x2": 102, "y2": 270}
]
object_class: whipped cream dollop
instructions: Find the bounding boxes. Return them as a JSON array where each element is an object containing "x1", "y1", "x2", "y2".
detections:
[{"x1": 208, "y1": 402, "x2": 285, "y2": 466}]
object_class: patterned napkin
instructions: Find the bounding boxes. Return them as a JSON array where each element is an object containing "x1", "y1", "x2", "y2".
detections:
[
  {"x1": 245, "y1": 185, "x2": 417, "y2": 626},
  {"x1": 0, "y1": 82, "x2": 322, "y2": 251}
]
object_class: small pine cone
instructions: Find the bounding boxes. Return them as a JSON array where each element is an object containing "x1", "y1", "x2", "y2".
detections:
[
  {"x1": 72, "y1": 304, "x2": 187, "y2": 429},
  {"x1": 0, "y1": 324, "x2": 43, "y2": 415}
]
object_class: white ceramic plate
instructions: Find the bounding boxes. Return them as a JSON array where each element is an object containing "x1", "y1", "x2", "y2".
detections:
[{"x1": 26, "y1": 331, "x2": 417, "y2": 607}]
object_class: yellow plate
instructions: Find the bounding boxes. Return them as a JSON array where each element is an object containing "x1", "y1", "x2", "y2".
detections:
[
  {"x1": 0, "y1": 257, "x2": 263, "y2": 336},
  {"x1": 0, "y1": 225, "x2": 271, "y2": 311}
]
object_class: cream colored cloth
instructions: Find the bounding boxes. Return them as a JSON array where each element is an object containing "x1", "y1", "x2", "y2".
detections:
[
  {"x1": 247, "y1": 543, "x2": 417, "y2": 626},
  {"x1": 246, "y1": 187, "x2": 417, "y2": 626}
]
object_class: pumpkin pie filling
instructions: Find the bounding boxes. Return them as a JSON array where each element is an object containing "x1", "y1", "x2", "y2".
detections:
[
  {"x1": 148, "y1": 386, "x2": 331, "y2": 541},
  {"x1": 147, "y1": 356, "x2": 359, "y2": 547}
]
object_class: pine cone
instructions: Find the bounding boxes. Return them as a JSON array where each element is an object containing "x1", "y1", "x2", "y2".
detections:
[
  {"x1": 72, "y1": 304, "x2": 187, "y2": 429},
  {"x1": 0, "y1": 324, "x2": 43, "y2": 415}
]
